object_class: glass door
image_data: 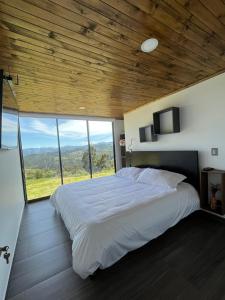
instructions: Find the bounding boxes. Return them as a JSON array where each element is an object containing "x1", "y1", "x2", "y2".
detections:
[
  {"x1": 19, "y1": 117, "x2": 61, "y2": 201},
  {"x1": 88, "y1": 120, "x2": 115, "y2": 178},
  {"x1": 57, "y1": 119, "x2": 91, "y2": 184},
  {"x1": 19, "y1": 116, "x2": 116, "y2": 201}
]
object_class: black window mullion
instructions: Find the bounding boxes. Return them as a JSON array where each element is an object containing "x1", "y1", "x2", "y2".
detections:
[
  {"x1": 112, "y1": 121, "x2": 117, "y2": 173},
  {"x1": 56, "y1": 118, "x2": 64, "y2": 185},
  {"x1": 86, "y1": 120, "x2": 93, "y2": 179}
]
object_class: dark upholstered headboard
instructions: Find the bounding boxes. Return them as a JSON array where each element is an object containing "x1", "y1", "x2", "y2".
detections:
[{"x1": 126, "y1": 151, "x2": 199, "y2": 191}]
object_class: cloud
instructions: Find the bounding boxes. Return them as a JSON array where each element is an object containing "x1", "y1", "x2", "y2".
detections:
[
  {"x1": 59, "y1": 120, "x2": 113, "y2": 136},
  {"x1": 88, "y1": 121, "x2": 113, "y2": 135},
  {"x1": 20, "y1": 118, "x2": 113, "y2": 138},
  {"x1": 19, "y1": 118, "x2": 114, "y2": 149},
  {"x1": 58, "y1": 120, "x2": 87, "y2": 138},
  {"x1": 31, "y1": 119, "x2": 57, "y2": 136},
  {"x1": 2, "y1": 113, "x2": 18, "y2": 133},
  {"x1": 20, "y1": 118, "x2": 59, "y2": 136}
]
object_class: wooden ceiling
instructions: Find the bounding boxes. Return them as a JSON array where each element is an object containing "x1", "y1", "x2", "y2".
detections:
[{"x1": 1, "y1": 0, "x2": 225, "y2": 118}]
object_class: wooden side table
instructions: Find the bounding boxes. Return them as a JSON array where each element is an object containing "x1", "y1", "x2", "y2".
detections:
[{"x1": 201, "y1": 169, "x2": 225, "y2": 215}]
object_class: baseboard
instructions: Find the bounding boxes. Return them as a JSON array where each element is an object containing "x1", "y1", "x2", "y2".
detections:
[{"x1": 201, "y1": 208, "x2": 225, "y2": 223}]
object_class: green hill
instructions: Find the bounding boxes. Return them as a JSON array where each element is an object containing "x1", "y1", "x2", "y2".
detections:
[{"x1": 23, "y1": 142, "x2": 115, "y2": 200}]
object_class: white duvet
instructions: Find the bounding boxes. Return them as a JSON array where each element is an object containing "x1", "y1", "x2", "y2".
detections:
[{"x1": 50, "y1": 175, "x2": 199, "y2": 279}]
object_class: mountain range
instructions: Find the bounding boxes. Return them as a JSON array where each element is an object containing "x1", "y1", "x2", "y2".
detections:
[{"x1": 23, "y1": 141, "x2": 113, "y2": 156}]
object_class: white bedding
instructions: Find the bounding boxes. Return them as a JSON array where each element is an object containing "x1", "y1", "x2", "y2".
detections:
[{"x1": 50, "y1": 175, "x2": 200, "y2": 279}]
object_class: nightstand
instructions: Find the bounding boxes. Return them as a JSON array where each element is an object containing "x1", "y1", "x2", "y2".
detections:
[{"x1": 201, "y1": 169, "x2": 225, "y2": 216}]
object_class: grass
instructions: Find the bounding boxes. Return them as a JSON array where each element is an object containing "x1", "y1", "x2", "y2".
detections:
[{"x1": 26, "y1": 169, "x2": 115, "y2": 201}]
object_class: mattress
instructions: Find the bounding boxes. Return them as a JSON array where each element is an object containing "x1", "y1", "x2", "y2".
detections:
[{"x1": 50, "y1": 175, "x2": 200, "y2": 278}]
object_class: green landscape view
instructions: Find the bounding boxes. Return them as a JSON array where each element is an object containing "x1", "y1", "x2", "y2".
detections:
[{"x1": 23, "y1": 143, "x2": 115, "y2": 201}]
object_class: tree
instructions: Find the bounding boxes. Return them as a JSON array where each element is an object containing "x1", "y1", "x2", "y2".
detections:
[
  {"x1": 90, "y1": 145, "x2": 98, "y2": 171},
  {"x1": 82, "y1": 150, "x2": 90, "y2": 172},
  {"x1": 35, "y1": 169, "x2": 43, "y2": 179},
  {"x1": 82, "y1": 145, "x2": 105, "y2": 172},
  {"x1": 96, "y1": 153, "x2": 108, "y2": 170}
]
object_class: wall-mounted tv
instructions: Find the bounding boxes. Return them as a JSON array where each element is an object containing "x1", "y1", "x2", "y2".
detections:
[{"x1": 0, "y1": 69, "x2": 19, "y2": 149}]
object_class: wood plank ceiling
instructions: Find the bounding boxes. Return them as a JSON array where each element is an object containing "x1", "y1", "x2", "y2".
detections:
[{"x1": 1, "y1": 0, "x2": 225, "y2": 118}]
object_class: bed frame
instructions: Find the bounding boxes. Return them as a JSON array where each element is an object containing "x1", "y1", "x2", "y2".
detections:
[
  {"x1": 126, "y1": 150, "x2": 199, "y2": 192},
  {"x1": 90, "y1": 150, "x2": 199, "y2": 279}
]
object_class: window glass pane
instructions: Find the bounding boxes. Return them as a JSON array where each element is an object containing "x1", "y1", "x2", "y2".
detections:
[
  {"x1": 20, "y1": 117, "x2": 61, "y2": 201},
  {"x1": 1, "y1": 80, "x2": 19, "y2": 148},
  {"x1": 58, "y1": 119, "x2": 91, "y2": 184},
  {"x1": 88, "y1": 121, "x2": 115, "y2": 178}
]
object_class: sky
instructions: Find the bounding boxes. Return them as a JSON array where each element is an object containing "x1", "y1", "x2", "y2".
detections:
[
  {"x1": 1, "y1": 112, "x2": 18, "y2": 148},
  {"x1": 19, "y1": 117, "x2": 113, "y2": 149}
]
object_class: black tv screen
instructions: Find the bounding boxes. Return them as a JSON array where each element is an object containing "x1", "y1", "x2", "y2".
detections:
[{"x1": 0, "y1": 70, "x2": 19, "y2": 149}]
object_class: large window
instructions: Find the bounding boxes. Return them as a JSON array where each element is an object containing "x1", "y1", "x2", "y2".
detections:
[
  {"x1": 19, "y1": 117, "x2": 61, "y2": 201},
  {"x1": 88, "y1": 121, "x2": 115, "y2": 178},
  {"x1": 58, "y1": 119, "x2": 90, "y2": 184},
  {"x1": 20, "y1": 116, "x2": 115, "y2": 201}
]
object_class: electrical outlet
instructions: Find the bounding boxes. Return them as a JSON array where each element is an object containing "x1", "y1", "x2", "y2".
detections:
[{"x1": 211, "y1": 148, "x2": 218, "y2": 156}]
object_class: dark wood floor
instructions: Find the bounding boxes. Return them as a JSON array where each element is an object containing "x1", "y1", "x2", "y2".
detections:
[{"x1": 6, "y1": 200, "x2": 225, "y2": 300}]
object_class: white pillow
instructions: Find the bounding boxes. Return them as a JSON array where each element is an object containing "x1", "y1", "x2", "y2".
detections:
[
  {"x1": 137, "y1": 168, "x2": 186, "y2": 189},
  {"x1": 116, "y1": 167, "x2": 143, "y2": 181}
]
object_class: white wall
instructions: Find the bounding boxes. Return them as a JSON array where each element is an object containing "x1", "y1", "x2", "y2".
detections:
[
  {"x1": 0, "y1": 148, "x2": 24, "y2": 300},
  {"x1": 124, "y1": 72, "x2": 225, "y2": 170},
  {"x1": 114, "y1": 120, "x2": 124, "y2": 170}
]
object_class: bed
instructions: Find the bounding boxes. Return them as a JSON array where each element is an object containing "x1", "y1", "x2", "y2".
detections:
[{"x1": 50, "y1": 151, "x2": 200, "y2": 279}]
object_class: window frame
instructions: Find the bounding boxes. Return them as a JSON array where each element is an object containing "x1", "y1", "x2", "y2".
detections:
[{"x1": 19, "y1": 114, "x2": 117, "y2": 202}]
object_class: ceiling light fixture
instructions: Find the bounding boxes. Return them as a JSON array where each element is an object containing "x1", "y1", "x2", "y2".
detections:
[
  {"x1": 141, "y1": 38, "x2": 158, "y2": 53},
  {"x1": 79, "y1": 106, "x2": 86, "y2": 110}
]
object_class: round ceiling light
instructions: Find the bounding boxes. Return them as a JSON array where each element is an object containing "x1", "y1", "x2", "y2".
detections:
[
  {"x1": 141, "y1": 38, "x2": 158, "y2": 53},
  {"x1": 79, "y1": 106, "x2": 86, "y2": 110}
]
